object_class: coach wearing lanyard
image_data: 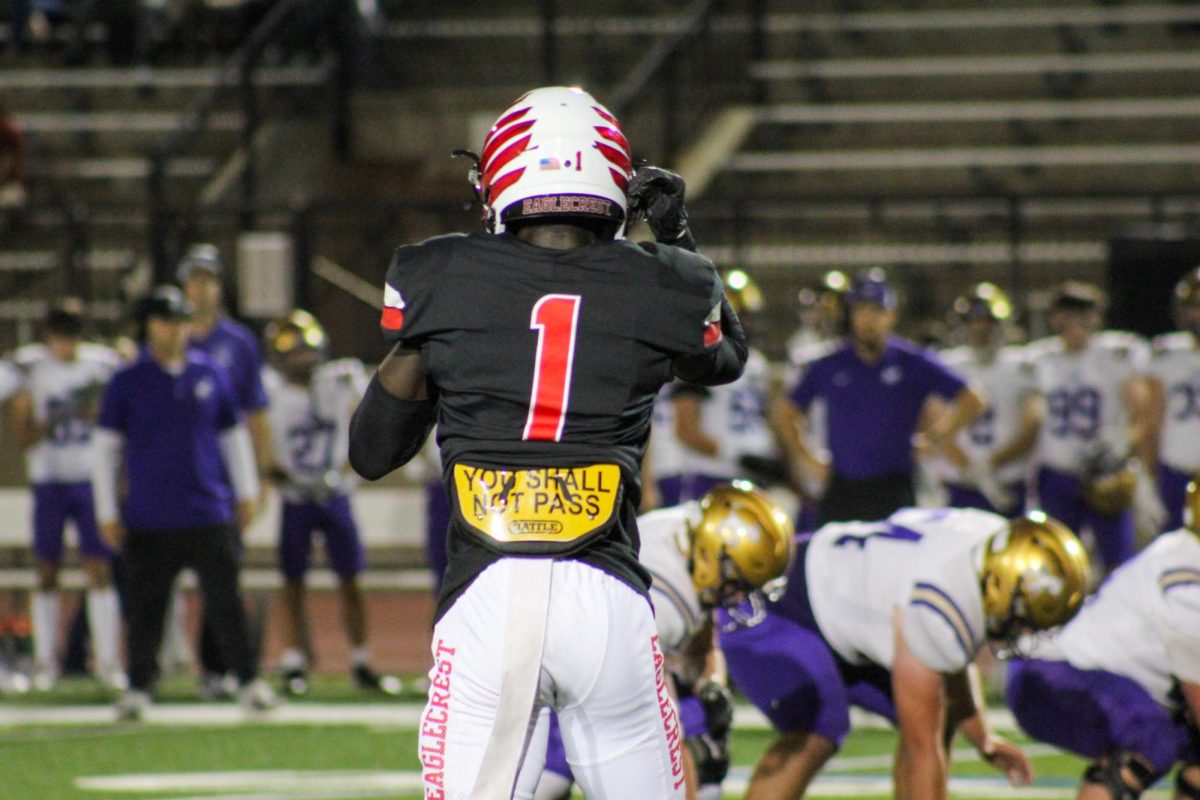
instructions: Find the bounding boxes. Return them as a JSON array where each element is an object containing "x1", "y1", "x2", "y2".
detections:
[
  {"x1": 91, "y1": 286, "x2": 275, "y2": 720},
  {"x1": 779, "y1": 275, "x2": 984, "y2": 524}
]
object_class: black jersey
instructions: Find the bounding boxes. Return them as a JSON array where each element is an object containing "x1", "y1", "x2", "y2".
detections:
[{"x1": 381, "y1": 230, "x2": 730, "y2": 617}]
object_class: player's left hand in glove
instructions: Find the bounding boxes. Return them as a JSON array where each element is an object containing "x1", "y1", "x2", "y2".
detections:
[{"x1": 628, "y1": 166, "x2": 694, "y2": 249}]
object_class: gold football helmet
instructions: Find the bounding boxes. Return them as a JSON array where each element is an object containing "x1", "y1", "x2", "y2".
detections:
[
  {"x1": 722, "y1": 270, "x2": 764, "y2": 317},
  {"x1": 265, "y1": 309, "x2": 328, "y2": 359},
  {"x1": 688, "y1": 481, "x2": 795, "y2": 610},
  {"x1": 954, "y1": 282, "x2": 1013, "y2": 322},
  {"x1": 1175, "y1": 267, "x2": 1200, "y2": 309},
  {"x1": 980, "y1": 512, "x2": 1090, "y2": 649}
]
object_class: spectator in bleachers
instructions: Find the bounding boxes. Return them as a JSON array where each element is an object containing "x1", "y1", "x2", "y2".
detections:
[
  {"x1": 0, "y1": 95, "x2": 28, "y2": 217},
  {"x1": 261, "y1": 310, "x2": 399, "y2": 697},
  {"x1": 92, "y1": 286, "x2": 276, "y2": 720},
  {"x1": 9, "y1": 300, "x2": 123, "y2": 692},
  {"x1": 1029, "y1": 281, "x2": 1151, "y2": 576},
  {"x1": 776, "y1": 272, "x2": 985, "y2": 524}
]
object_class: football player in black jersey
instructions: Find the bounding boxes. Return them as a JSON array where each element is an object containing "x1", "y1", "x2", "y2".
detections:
[{"x1": 350, "y1": 86, "x2": 747, "y2": 800}]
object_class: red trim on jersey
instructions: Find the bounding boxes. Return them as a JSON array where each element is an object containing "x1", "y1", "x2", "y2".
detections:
[
  {"x1": 381, "y1": 307, "x2": 405, "y2": 331},
  {"x1": 703, "y1": 321, "x2": 722, "y2": 347},
  {"x1": 524, "y1": 295, "x2": 581, "y2": 442}
]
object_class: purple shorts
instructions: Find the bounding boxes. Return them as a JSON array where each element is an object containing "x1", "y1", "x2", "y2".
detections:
[
  {"x1": 543, "y1": 693, "x2": 707, "y2": 781},
  {"x1": 32, "y1": 482, "x2": 111, "y2": 563},
  {"x1": 278, "y1": 495, "x2": 364, "y2": 580},
  {"x1": 946, "y1": 482, "x2": 1027, "y2": 517},
  {"x1": 657, "y1": 473, "x2": 729, "y2": 507},
  {"x1": 718, "y1": 536, "x2": 896, "y2": 745},
  {"x1": 1036, "y1": 466, "x2": 1134, "y2": 571},
  {"x1": 1007, "y1": 659, "x2": 1199, "y2": 777},
  {"x1": 1158, "y1": 463, "x2": 1193, "y2": 534}
]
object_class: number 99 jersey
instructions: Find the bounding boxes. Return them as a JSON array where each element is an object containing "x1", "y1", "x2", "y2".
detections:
[{"x1": 1031, "y1": 332, "x2": 1150, "y2": 474}]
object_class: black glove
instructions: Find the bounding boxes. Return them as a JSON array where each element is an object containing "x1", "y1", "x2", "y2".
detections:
[{"x1": 628, "y1": 166, "x2": 692, "y2": 248}]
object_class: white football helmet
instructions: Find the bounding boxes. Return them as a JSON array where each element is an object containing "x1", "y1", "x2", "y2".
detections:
[{"x1": 477, "y1": 86, "x2": 632, "y2": 237}]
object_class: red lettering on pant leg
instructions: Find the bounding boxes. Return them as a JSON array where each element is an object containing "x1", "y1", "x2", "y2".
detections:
[
  {"x1": 650, "y1": 634, "x2": 685, "y2": 790},
  {"x1": 423, "y1": 638, "x2": 455, "y2": 799}
]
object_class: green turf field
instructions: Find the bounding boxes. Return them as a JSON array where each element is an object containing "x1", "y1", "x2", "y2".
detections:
[{"x1": 0, "y1": 675, "x2": 1174, "y2": 799}]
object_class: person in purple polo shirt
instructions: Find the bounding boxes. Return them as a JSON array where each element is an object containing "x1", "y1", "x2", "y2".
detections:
[
  {"x1": 777, "y1": 274, "x2": 985, "y2": 524},
  {"x1": 175, "y1": 242, "x2": 273, "y2": 698},
  {"x1": 91, "y1": 286, "x2": 277, "y2": 721}
]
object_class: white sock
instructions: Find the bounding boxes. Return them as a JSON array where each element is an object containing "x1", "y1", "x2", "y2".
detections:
[
  {"x1": 31, "y1": 591, "x2": 60, "y2": 671},
  {"x1": 157, "y1": 587, "x2": 191, "y2": 669},
  {"x1": 280, "y1": 648, "x2": 307, "y2": 671},
  {"x1": 87, "y1": 587, "x2": 121, "y2": 673},
  {"x1": 350, "y1": 646, "x2": 370, "y2": 667}
]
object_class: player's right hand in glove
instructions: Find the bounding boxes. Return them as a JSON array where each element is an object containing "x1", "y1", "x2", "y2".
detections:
[{"x1": 628, "y1": 166, "x2": 694, "y2": 249}]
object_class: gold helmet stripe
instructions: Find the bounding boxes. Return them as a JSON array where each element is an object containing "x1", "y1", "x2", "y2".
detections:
[
  {"x1": 647, "y1": 566, "x2": 703, "y2": 632},
  {"x1": 1159, "y1": 568, "x2": 1200, "y2": 594},
  {"x1": 911, "y1": 581, "x2": 979, "y2": 658}
]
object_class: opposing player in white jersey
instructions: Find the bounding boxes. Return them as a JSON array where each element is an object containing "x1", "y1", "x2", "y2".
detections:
[
  {"x1": 671, "y1": 271, "x2": 784, "y2": 507},
  {"x1": 935, "y1": 283, "x2": 1041, "y2": 515},
  {"x1": 1031, "y1": 282, "x2": 1152, "y2": 573},
  {"x1": 1146, "y1": 267, "x2": 1200, "y2": 532},
  {"x1": 719, "y1": 506, "x2": 1090, "y2": 800},
  {"x1": 1006, "y1": 478, "x2": 1200, "y2": 800},
  {"x1": 9, "y1": 299, "x2": 122, "y2": 691},
  {"x1": 524, "y1": 482, "x2": 795, "y2": 800},
  {"x1": 263, "y1": 311, "x2": 398, "y2": 696},
  {"x1": 0, "y1": 355, "x2": 20, "y2": 402}
]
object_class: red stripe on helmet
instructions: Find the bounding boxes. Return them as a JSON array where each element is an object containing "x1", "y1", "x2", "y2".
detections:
[
  {"x1": 487, "y1": 167, "x2": 526, "y2": 205},
  {"x1": 592, "y1": 105, "x2": 621, "y2": 128},
  {"x1": 594, "y1": 125, "x2": 630, "y2": 157},
  {"x1": 482, "y1": 134, "x2": 532, "y2": 190},
  {"x1": 594, "y1": 141, "x2": 632, "y2": 174},
  {"x1": 482, "y1": 119, "x2": 535, "y2": 165},
  {"x1": 609, "y1": 167, "x2": 629, "y2": 193},
  {"x1": 484, "y1": 106, "x2": 532, "y2": 148}
]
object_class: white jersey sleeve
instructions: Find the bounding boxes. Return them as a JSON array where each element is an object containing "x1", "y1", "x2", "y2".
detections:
[
  {"x1": 1148, "y1": 333, "x2": 1200, "y2": 472},
  {"x1": 901, "y1": 551, "x2": 988, "y2": 673},
  {"x1": 1055, "y1": 529, "x2": 1200, "y2": 706},
  {"x1": 0, "y1": 357, "x2": 21, "y2": 401},
  {"x1": 638, "y1": 504, "x2": 706, "y2": 656}
]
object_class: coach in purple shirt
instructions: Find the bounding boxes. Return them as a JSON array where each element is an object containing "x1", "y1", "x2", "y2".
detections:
[
  {"x1": 91, "y1": 286, "x2": 272, "y2": 719},
  {"x1": 779, "y1": 275, "x2": 984, "y2": 524}
]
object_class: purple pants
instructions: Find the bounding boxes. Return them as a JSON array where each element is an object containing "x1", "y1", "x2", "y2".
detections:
[
  {"x1": 718, "y1": 537, "x2": 895, "y2": 745},
  {"x1": 1036, "y1": 466, "x2": 1134, "y2": 571},
  {"x1": 278, "y1": 495, "x2": 364, "y2": 580},
  {"x1": 1007, "y1": 659, "x2": 1198, "y2": 777},
  {"x1": 1158, "y1": 463, "x2": 1194, "y2": 534},
  {"x1": 946, "y1": 482, "x2": 1027, "y2": 517},
  {"x1": 543, "y1": 692, "x2": 707, "y2": 781},
  {"x1": 32, "y1": 482, "x2": 111, "y2": 562}
]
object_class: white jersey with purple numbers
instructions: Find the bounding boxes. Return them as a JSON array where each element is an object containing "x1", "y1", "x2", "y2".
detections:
[
  {"x1": 805, "y1": 507, "x2": 1006, "y2": 673},
  {"x1": 1032, "y1": 332, "x2": 1150, "y2": 474},
  {"x1": 648, "y1": 385, "x2": 685, "y2": 482},
  {"x1": 637, "y1": 504, "x2": 706, "y2": 657},
  {"x1": 1148, "y1": 332, "x2": 1200, "y2": 473},
  {"x1": 937, "y1": 345, "x2": 1037, "y2": 485},
  {"x1": 1046, "y1": 529, "x2": 1200, "y2": 708},
  {"x1": 17, "y1": 342, "x2": 119, "y2": 484},
  {"x1": 266, "y1": 359, "x2": 368, "y2": 501},
  {"x1": 678, "y1": 348, "x2": 776, "y2": 478}
]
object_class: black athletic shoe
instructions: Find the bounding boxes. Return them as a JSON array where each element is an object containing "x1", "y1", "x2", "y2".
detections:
[
  {"x1": 281, "y1": 668, "x2": 309, "y2": 697},
  {"x1": 351, "y1": 664, "x2": 402, "y2": 695}
]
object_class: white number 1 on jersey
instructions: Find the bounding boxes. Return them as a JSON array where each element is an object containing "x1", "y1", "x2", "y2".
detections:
[{"x1": 523, "y1": 294, "x2": 581, "y2": 441}]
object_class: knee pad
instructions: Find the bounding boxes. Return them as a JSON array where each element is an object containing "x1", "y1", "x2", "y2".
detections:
[
  {"x1": 1178, "y1": 765, "x2": 1200, "y2": 800},
  {"x1": 1081, "y1": 752, "x2": 1158, "y2": 800}
]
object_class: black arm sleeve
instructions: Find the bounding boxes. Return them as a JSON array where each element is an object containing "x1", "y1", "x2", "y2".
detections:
[
  {"x1": 670, "y1": 295, "x2": 749, "y2": 386},
  {"x1": 349, "y1": 376, "x2": 437, "y2": 480}
]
